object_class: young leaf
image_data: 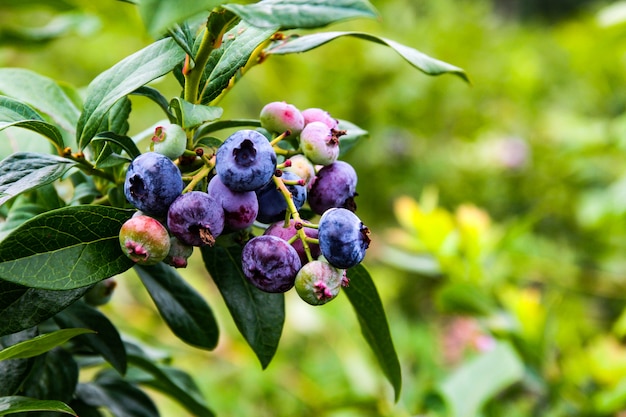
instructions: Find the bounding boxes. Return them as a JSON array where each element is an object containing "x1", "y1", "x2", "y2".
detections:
[
  {"x1": 343, "y1": 264, "x2": 402, "y2": 401},
  {"x1": 224, "y1": 0, "x2": 379, "y2": 30},
  {"x1": 0, "y1": 206, "x2": 135, "y2": 290},
  {"x1": 0, "y1": 328, "x2": 94, "y2": 361},
  {"x1": 0, "y1": 152, "x2": 76, "y2": 206},
  {"x1": 134, "y1": 263, "x2": 219, "y2": 350},
  {"x1": 54, "y1": 301, "x2": 127, "y2": 375},
  {"x1": 265, "y1": 31, "x2": 470, "y2": 82},
  {"x1": 0, "y1": 96, "x2": 65, "y2": 153},
  {"x1": 167, "y1": 23, "x2": 196, "y2": 61},
  {"x1": 0, "y1": 396, "x2": 77, "y2": 416},
  {"x1": 438, "y1": 341, "x2": 524, "y2": 417},
  {"x1": 91, "y1": 132, "x2": 141, "y2": 160},
  {"x1": 0, "y1": 281, "x2": 90, "y2": 337},
  {"x1": 337, "y1": 119, "x2": 368, "y2": 157},
  {"x1": 201, "y1": 244, "x2": 284, "y2": 369},
  {"x1": 138, "y1": 0, "x2": 224, "y2": 38},
  {"x1": 169, "y1": 97, "x2": 223, "y2": 129},
  {"x1": 0, "y1": 68, "x2": 81, "y2": 138},
  {"x1": 193, "y1": 118, "x2": 261, "y2": 142},
  {"x1": 77, "y1": 37, "x2": 185, "y2": 149},
  {"x1": 200, "y1": 22, "x2": 278, "y2": 104},
  {"x1": 130, "y1": 86, "x2": 175, "y2": 122}
]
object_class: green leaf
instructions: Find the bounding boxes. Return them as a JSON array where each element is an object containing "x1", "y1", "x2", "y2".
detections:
[
  {"x1": 337, "y1": 119, "x2": 368, "y2": 157},
  {"x1": 0, "y1": 152, "x2": 76, "y2": 206},
  {"x1": 343, "y1": 264, "x2": 402, "y2": 401},
  {"x1": 0, "y1": 281, "x2": 90, "y2": 337},
  {"x1": 193, "y1": 119, "x2": 261, "y2": 142},
  {"x1": 169, "y1": 97, "x2": 223, "y2": 129},
  {"x1": 96, "y1": 95, "x2": 132, "y2": 137},
  {"x1": 0, "y1": 396, "x2": 77, "y2": 416},
  {"x1": 131, "y1": 86, "x2": 175, "y2": 122},
  {"x1": 201, "y1": 244, "x2": 284, "y2": 369},
  {"x1": 0, "y1": 68, "x2": 81, "y2": 141},
  {"x1": 135, "y1": 263, "x2": 219, "y2": 350},
  {"x1": 21, "y1": 347, "x2": 79, "y2": 404},
  {"x1": 438, "y1": 341, "x2": 524, "y2": 417},
  {"x1": 92, "y1": 132, "x2": 141, "y2": 160},
  {"x1": 0, "y1": 206, "x2": 135, "y2": 290},
  {"x1": 265, "y1": 31, "x2": 470, "y2": 82},
  {"x1": 0, "y1": 328, "x2": 37, "y2": 396},
  {"x1": 200, "y1": 22, "x2": 278, "y2": 104},
  {"x1": 139, "y1": 0, "x2": 224, "y2": 38},
  {"x1": 224, "y1": 0, "x2": 379, "y2": 29},
  {"x1": 54, "y1": 301, "x2": 127, "y2": 375},
  {"x1": 167, "y1": 23, "x2": 196, "y2": 61},
  {"x1": 0, "y1": 328, "x2": 94, "y2": 361},
  {"x1": 125, "y1": 344, "x2": 215, "y2": 417},
  {"x1": 77, "y1": 37, "x2": 185, "y2": 149},
  {"x1": 435, "y1": 282, "x2": 498, "y2": 316},
  {"x1": 76, "y1": 375, "x2": 158, "y2": 417},
  {"x1": 0, "y1": 96, "x2": 65, "y2": 153}
]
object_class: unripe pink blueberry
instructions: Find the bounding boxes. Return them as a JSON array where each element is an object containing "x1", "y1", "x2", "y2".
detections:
[
  {"x1": 152, "y1": 123, "x2": 187, "y2": 159},
  {"x1": 294, "y1": 259, "x2": 344, "y2": 305},
  {"x1": 283, "y1": 154, "x2": 316, "y2": 187},
  {"x1": 300, "y1": 121, "x2": 340, "y2": 166},
  {"x1": 119, "y1": 215, "x2": 171, "y2": 265},
  {"x1": 260, "y1": 101, "x2": 304, "y2": 138},
  {"x1": 302, "y1": 107, "x2": 339, "y2": 130},
  {"x1": 164, "y1": 237, "x2": 194, "y2": 268}
]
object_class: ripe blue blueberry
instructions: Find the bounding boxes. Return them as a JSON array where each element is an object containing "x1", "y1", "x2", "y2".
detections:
[
  {"x1": 124, "y1": 152, "x2": 183, "y2": 217},
  {"x1": 167, "y1": 191, "x2": 224, "y2": 247},
  {"x1": 308, "y1": 160, "x2": 358, "y2": 215},
  {"x1": 318, "y1": 208, "x2": 370, "y2": 269},
  {"x1": 215, "y1": 129, "x2": 277, "y2": 192},
  {"x1": 242, "y1": 235, "x2": 302, "y2": 293},
  {"x1": 255, "y1": 171, "x2": 306, "y2": 224},
  {"x1": 119, "y1": 215, "x2": 171, "y2": 265}
]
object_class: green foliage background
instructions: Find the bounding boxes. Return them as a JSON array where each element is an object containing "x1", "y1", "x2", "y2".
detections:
[{"x1": 3, "y1": 0, "x2": 626, "y2": 416}]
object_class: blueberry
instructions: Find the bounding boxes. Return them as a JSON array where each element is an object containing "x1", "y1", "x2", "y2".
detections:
[
  {"x1": 302, "y1": 107, "x2": 339, "y2": 130},
  {"x1": 308, "y1": 161, "x2": 358, "y2": 215},
  {"x1": 242, "y1": 235, "x2": 302, "y2": 293},
  {"x1": 294, "y1": 259, "x2": 344, "y2": 305},
  {"x1": 215, "y1": 129, "x2": 277, "y2": 192},
  {"x1": 300, "y1": 121, "x2": 339, "y2": 166},
  {"x1": 260, "y1": 101, "x2": 304, "y2": 138},
  {"x1": 264, "y1": 220, "x2": 320, "y2": 265},
  {"x1": 207, "y1": 175, "x2": 258, "y2": 230},
  {"x1": 124, "y1": 152, "x2": 183, "y2": 217},
  {"x1": 152, "y1": 123, "x2": 187, "y2": 159},
  {"x1": 163, "y1": 236, "x2": 194, "y2": 268},
  {"x1": 318, "y1": 208, "x2": 370, "y2": 269},
  {"x1": 119, "y1": 215, "x2": 171, "y2": 265},
  {"x1": 167, "y1": 191, "x2": 224, "y2": 246},
  {"x1": 255, "y1": 171, "x2": 306, "y2": 224},
  {"x1": 283, "y1": 154, "x2": 316, "y2": 187}
]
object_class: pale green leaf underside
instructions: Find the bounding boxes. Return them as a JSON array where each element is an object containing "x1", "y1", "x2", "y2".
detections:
[
  {"x1": 0, "y1": 328, "x2": 94, "y2": 361},
  {"x1": 0, "y1": 396, "x2": 76, "y2": 416}
]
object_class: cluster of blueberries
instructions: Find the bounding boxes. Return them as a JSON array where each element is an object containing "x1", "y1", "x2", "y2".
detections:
[{"x1": 118, "y1": 102, "x2": 370, "y2": 305}]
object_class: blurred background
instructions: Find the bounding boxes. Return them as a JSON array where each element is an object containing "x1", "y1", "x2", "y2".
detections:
[{"x1": 3, "y1": 0, "x2": 626, "y2": 415}]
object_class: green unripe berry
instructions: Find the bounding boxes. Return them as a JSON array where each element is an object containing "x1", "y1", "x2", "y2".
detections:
[
  {"x1": 119, "y1": 215, "x2": 171, "y2": 265},
  {"x1": 295, "y1": 259, "x2": 344, "y2": 305},
  {"x1": 152, "y1": 123, "x2": 187, "y2": 159}
]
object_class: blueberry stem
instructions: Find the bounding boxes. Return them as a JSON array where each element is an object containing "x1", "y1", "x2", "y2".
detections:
[{"x1": 182, "y1": 164, "x2": 212, "y2": 193}]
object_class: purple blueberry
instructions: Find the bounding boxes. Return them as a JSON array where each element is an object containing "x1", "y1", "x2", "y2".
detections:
[
  {"x1": 119, "y1": 215, "x2": 171, "y2": 265},
  {"x1": 207, "y1": 175, "x2": 259, "y2": 230},
  {"x1": 308, "y1": 160, "x2": 358, "y2": 215},
  {"x1": 300, "y1": 121, "x2": 339, "y2": 166},
  {"x1": 260, "y1": 101, "x2": 304, "y2": 138},
  {"x1": 255, "y1": 171, "x2": 306, "y2": 224},
  {"x1": 302, "y1": 107, "x2": 339, "y2": 130},
  {"x1": 318, "y1": 208, "x2": 370, "y2": 269},
  {"x1": 124, "y1": 152, "x2": 183, "y2": 217},
  {"x1": 215, "y1": 129, "x2": 277, "y2": 192},
  {"x1": 294, "y1": 259, "x2": 344, "y2": 305},
  {"x1": 242, "y1": 235, "x2": 302, "y2": 293},
  {"x1": 264, "y1": 220, "x2": 320, "y2": 265},
  {"x1": 167, "y1": 191, "x2": 224, "y2": 246}
]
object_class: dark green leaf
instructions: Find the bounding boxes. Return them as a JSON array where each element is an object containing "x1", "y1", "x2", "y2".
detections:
[
  {"x1": 343, "y1": 264, "x2": 402, "y2": 401},
  {"x1": 96, "y1": 95, "x2": 131, "y2": 137},
  {"x1": 224, "y1": 0, "x2": 378, "y2": 29},
  {"x1": 0, "y1": 396, "x2": 77, "y2": 416},
  {"x1": 0, "y1": 68, "x2": 80, "y2": 142},
  {"x1": 169, "y1": 97, "x2": 223, "y2": 129},
  {"x1": 438, "y1": 341, "x2": 524, "y2": 417},
  {"x1": 0, "y1": 327, "x2": 37, "y2": 396},
  {"x1": 0, "y1": 281, "x2": 89, "y2": 337},
  {"x1": 200, "y1": 22, "x2": 278, "y2": 104},
  {"x1": 337, "y1": 119, "x2": 368, "y2": 157},
  {"x1": 265, "y1": 31, "x2": 470, "y2": 82},
  {"x1": 0, "y1": 206, "x2": 135, "y2": 290},
  {"x1": 0, "y1": 152, "x2": 76, "y2": 206},
  {"x1": 77, "y1": 38, "x2": 185, "y2": 149},
  {"x1": 21, "y1": 347, "x2": 79, "y2": 404},
  {"x1": 131, "y1": 86, "x2": 175, "y2": 122},
  {"x1": 76, "y1": 375, "x2": 158, "y2": 417},
  {"x1": 201, "y1": 244, "x2": 284, "y2": 368},
  {"x1": 193, "y1": 118, "x2": 261, "y2": 142},
  {"x1": 54, "y1": 301, "x2": 127, "y2": 375},
  {"x1": 135, "y1": 263, "x2": 219, "y2": 350},
  {"x1": 91, "y1": 131, "x2": 141, "y2": 160},
  {"x1": 167, "y1": 23, "x2": 196, "y2": 61},
  {"x1": 126, "y1": 346, "x2": 215, "y2": 417},
  {"x1": 139, "y1": 0, "x2": 223, "y2": 38},
  {"x1": 0, "y1": 328, "x2": 94, "y2": 361},
  {"x1": 0, "y1": 96, "x2": 65, "y2": 152}
]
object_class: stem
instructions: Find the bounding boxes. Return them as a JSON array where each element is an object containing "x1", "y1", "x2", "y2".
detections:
[
  {"x1": 183, "y1": 164, "x2": 212, "y2": 193},
  {"x1": 184, "y1": 27, "x2": 217, "y2": 104},
  {"x1": 67, "y1": 154, "x2": 117, "y2": 183}
]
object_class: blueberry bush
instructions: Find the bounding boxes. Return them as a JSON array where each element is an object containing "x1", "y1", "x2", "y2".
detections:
[{"x1": 0, "y1": 1, "x2": 467, "y2": 415}]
